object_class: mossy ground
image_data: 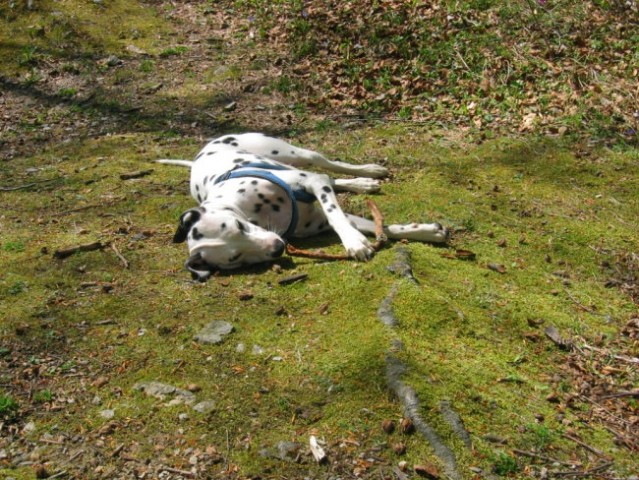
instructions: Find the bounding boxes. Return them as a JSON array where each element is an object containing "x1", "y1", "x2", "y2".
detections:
[{"x1": 1, "y1": 2, "x2": 638, "y2": 479}]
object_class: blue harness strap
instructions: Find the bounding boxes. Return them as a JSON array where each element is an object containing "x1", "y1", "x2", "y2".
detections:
[{"x1": 214, "y1": 163, "x2": 315, "y2": 239}]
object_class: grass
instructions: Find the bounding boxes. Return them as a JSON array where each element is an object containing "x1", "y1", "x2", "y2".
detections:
[
  {"x1": 0, "y1": 1, "x2": 638, "y2": 478},
  {"x1": 1, "y1": 126, "x2": 637, "y2": 478}
]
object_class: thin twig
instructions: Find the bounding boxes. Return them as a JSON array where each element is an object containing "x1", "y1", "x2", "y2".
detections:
[
  {"x1": 580, "y1": 344, "x2": 639, "y2": 364},
  {"x1": 111, "y1": 243, "x2": 130, "y2": 269},
  {"x1": 561, "y1": 433, "x2": 610, "y2": 459},
  {"x1": 598, "y1": 389, "x2": 639, "y2": 400},
  {"x1": 0, "y1": 182, "x2": 37, "y2": 191},
  {"x1": 512, "y1": 449, "x2": 578, "y2": 467},
  {"x1": 159, "y1": 466, "x2": 195, "y2": 478},
  {"x1": 553, "y1": 461, "x2": 614, "y2": 477}
]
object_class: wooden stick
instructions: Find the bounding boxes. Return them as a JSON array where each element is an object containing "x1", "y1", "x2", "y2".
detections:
[
  {"x1": 53, "y1": 241, "x2": 110, "y2": 259},
  {"x1": 120, "y1": 169, "x2": 153, "y2": 180},
  {"x1": 286, "y1": 199, "x2": 386, "y2": 260}
]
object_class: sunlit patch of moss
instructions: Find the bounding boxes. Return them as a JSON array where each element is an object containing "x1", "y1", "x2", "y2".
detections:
[{"x1": 1, "y1": 124, "x2": 637, "y2": 477}]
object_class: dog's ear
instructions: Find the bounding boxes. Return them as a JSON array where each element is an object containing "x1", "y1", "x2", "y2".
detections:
[
  {"x1": 184, "y1": 251, "x2": 216, "y2": 282},
  {"x1": 173, "y1": 208, "x2": 202, "y2": 243}
]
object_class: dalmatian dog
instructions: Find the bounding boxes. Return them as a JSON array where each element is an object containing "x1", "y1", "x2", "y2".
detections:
[{"x1": 158, "y1": 133, "x2": 448, "y2": 281}]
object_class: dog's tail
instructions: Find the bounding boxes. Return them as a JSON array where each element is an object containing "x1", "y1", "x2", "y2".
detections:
[{"x1": 156, "y1": 159, "x2": 194, "y2": 168}]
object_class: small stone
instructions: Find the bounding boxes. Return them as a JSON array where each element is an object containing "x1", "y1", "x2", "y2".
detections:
[
  {"x1": 223, "y1": 101, "x2": 237, "y2": 112},
  {"x1": 400, "y1": 418, "x2": 415, "y2": 434},
  {"x1": 178, "y1": 413, "x2": 189, "y2": 421},
  {"x1": 105, "y1": 55, "x2": 123, "y2": 67},
  {"x1": 186, "y1": 384, "x2": 201, "y2": 392},
  {"x1": 252, "y1": 345, "x2": 265, "y2": 355},
  {"x1": 194, "y1": 321, "x2": 234, "y2": 345},
  {"x1": 381, "y1": 419, "x2": 396, "y2": 434},
  {"x1": 414, "y1": 463, "x2": 440, "y2": 479},
  {"x1": 276, "y1": 441, "x2": 301, "y2": 461},
  {"x1": 99, "y1": 409, "x2": 115, "y2": 419},
  {"x1": 238, "y1": 291, "x2": 253, "y2": 301},
  {"x1": 192, "y1": 400, "x2": 216, "y2": 414},
  {"x1": 392, "y1": 442, "x2": 406, "y2": 455},
  {"x1": 92, "y1": 376, "x2": 109, "y2": 388},
  {"x1": 34, "y1": 465, "x2": 49, "y2": 479},
  {"x1": 23, "y1": 421, "x2": 36, "y2": 433},
  {"x1": 236, "y1": 343, "x2": 246, "y2": 353}
]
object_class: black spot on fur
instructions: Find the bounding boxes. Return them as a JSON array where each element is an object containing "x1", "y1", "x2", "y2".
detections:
[
  {"x1": 271, "y1": 150, "x2": 279, "y2": 155},
  {"x1": 237, "y1": 188, "x2": 246, "y2": 194},
  {"x1": 320, "y1": 194, "x2": 327, "y2": 203},
  {"x1": 231, "y1": 142, "x2": 239, "y2": 147},
  {"x1": 197, "y1": 193, "x2": 202, "y2": 202},
  {"x1": 207, "y1": 151, "x2": 216, "y2": 155},
  {"x1": 195, "y1": 185, "x2": 200, "y2": 191},
  {"x1": 254, "y1": 204, "x2": 262, "y2": 213},
  {"x1": 251, "y1": 180, "x2": 258, "y2": 185},
  {"x1": 257, "y1": 193, "x2": 265, "y2": 199},
  {"x1": 221, "y1": 223, "x2": 226, "y2": 229},
  {"x1": 241, "y1": 160, "x2": 251, "y2": 165},
  {"x1": 196, "y1": 152, "x2": 204, "y2": 159},
  {"x1": 191, "y1": 228, "x2": 204, "y2": 240},
  {"x1": 228, "y1": 253, "x2": 242, "y2": 262},
  {"x1": 277, "y1": 196, "x2": 285, "y2": 203},
  {"x1": 322, "y1": 186, "x2": 332, "y2": 193},
  {"x1": 305, "y1": 221, "x2": 312, "y2": 228},
  {"x1": 213, "y1": 140, "x2": 221, "y2": 144},
  {"x1": 222, "y1": 137, "x2": 236, "y2": 144},
  {"x1": 271, "y1": 204, "x2": 280, "y2": 212},
  {"x1": 233, "y1": 158, "x2": 243, "y2": 163},
  {"x1": 290, "y1": 150, "x2": 296, "y2": 155},
  {"x1": 299, "y1": 173, "x2": 307, "y2": 177},
  {"x1": 203, "y1": 176, "x2": 208, "y2": 185}
]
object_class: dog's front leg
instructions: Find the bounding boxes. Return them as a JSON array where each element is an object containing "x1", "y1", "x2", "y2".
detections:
[{"x1": 304, "y1": 174, "x2": 375, "y2": 260}]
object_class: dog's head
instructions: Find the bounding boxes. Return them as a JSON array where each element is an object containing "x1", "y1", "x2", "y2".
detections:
[{"x1": 173, "y1": 207, "x2": 286, "y2": 281}]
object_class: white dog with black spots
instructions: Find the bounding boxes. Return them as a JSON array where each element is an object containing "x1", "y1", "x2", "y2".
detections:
[{"x1": 158, "y1": 133, "x2": 448, "y2": 281}]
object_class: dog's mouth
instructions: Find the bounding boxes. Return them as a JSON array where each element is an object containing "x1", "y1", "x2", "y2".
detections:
[{"x1": 185, "y1": 252, "x2": 216, "y2": 282}]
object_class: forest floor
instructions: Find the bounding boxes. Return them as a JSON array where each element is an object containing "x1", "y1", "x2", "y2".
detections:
[{"x1": 1, "y1": 1, "x2": 638, "y2": 479}]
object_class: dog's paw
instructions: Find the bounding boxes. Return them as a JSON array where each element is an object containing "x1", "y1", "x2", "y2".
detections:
[
  {"x1": 429, "y1": 223, "x2": 450, "y2": 243},
  {"x1": 343, "y1": 232, "x2": 375, "y2": 261},
  {"x1": 358, "y1": 164, "x2": 388, "y2": 179}
]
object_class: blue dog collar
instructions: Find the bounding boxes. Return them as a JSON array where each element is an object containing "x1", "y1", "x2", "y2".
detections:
[{"x1": 214, "y1": 163, "x2": 315, "y2": 239}]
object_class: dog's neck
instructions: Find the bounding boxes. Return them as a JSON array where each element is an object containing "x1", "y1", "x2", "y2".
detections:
[{"x1": 199, "y1": 200, "x2": 248, "y2": 220}]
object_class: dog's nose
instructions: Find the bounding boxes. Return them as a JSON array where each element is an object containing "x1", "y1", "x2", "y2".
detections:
[{"x1": 271, "y1": 239, "x2": 286, "y2": 258}]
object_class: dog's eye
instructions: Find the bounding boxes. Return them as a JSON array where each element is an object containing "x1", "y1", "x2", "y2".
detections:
[{"x1": 236, "y1": 220, "x2": 247, "y2": 233}]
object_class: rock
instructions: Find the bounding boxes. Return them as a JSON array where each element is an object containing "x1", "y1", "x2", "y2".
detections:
[
  {"x1": 192, "y1": 400, "x2": 216, "y2": 414},
  {"x1": 23, "y1": 421, "x2": 36, "y2": 433},
  {"x1": 178, "y1": 413, "x2": 189, "y2": 421},
  {"x1": 99, "y1": 409, "x2": 115, "y2": 419},
  {"x1": 236, "y1": 343, "x2": 246, "y2": 353},
  {"x1": 133, "y1": 381, "x2": 195, "y2": 404},
  {"x1": 276, "y1": 441, "x2": 301, "y2": 461},
  {"x1": 223, "y1": 101, "x2": 237, "y2": 112},
  {"x1": 194, "y1": 321, "x2": 234, "y2": 344},
  {"x1": 252, "y1": 344, "x2": 265, "y2": 355}
]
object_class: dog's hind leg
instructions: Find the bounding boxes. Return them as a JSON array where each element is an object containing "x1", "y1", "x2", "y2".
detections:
[
  {"x1": 346, "y1": 214, "x2": 449, "y2": 243},
  {"x1": 218, "y1": 133, "x2": 388, "y2": 178}
]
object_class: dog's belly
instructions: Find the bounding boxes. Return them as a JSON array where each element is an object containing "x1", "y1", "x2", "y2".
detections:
[{"x1": 203, "y1": 178, "x2": 295, "y2": 235}]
